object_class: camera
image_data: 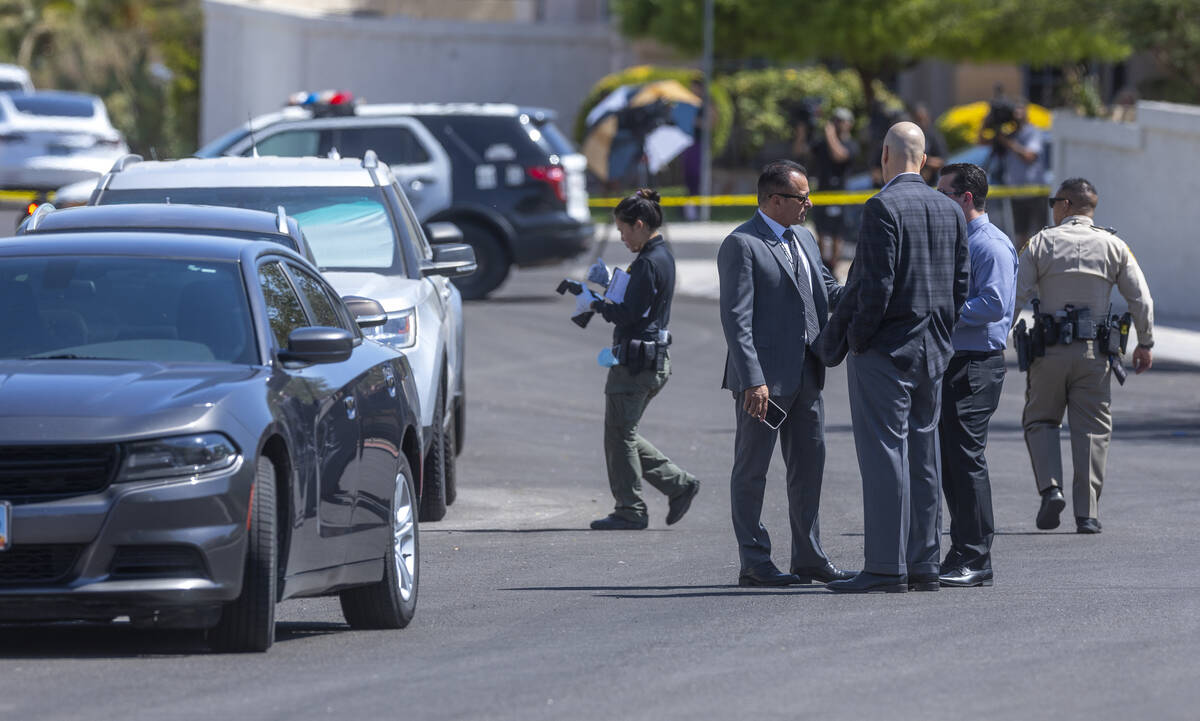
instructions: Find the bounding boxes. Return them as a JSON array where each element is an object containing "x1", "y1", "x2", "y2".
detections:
[{"x1": 556, "y1": 278, "x2": 595, "y2": 328}]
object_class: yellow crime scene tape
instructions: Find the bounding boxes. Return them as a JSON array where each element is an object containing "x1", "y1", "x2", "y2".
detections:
[{"x1": 589, "y1": 185, "x2": 1050, "y2": 208}]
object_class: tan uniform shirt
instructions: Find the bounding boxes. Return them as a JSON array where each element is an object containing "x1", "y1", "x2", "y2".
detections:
[{"x1": 1015, "y1": 215, "x2": 1154, "y2": 348}]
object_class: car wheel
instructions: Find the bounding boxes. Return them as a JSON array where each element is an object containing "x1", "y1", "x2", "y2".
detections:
[
  {"x1": 454, "y1": 395, "x2": 465, "y2": 457},
  {"x1": 443, "y1": 402, "x2": 457, "y2": 506},
  {"x1": 209, "y1": 456, "x2": 277, "y2": 652},
  {"x1": 338, "y1": 455, "x2": 419, "y2": 629},
  {"x1": 419, "y1": 383, "x2": 447, "y2": 522},
  {"x1": 451, "y1": 221, "x2": 509, "y2": 300}
]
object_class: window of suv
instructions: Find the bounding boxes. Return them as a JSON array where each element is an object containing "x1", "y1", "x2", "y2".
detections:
[
  {"x1": 422, "y1": 115, "x2": 545, "y2": 165},
  {"x1": 238, "y1": 126, "x2": 431, "y2": 167},
  {"x1": 100, "y1": 187, "x2": 406, "y2": 274}
]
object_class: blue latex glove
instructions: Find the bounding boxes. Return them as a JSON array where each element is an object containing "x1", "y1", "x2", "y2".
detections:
[
  {"x1": 587, "y1": 258, "x2": 611, "y2": 287},
  {"x1": 597, "y1": 346, "x2": 619, "y2": 367}
]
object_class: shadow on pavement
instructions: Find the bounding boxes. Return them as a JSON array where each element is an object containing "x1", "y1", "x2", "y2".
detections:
[
  {"x1": 502, "y1": 584, "x2": 831, "y2": 599},
  {"x1": 428, "y1": 528, "x2": 670, "y2": 534},
  {"x1": 0, "y1": 620, "x2": 348, "y2": 658}
]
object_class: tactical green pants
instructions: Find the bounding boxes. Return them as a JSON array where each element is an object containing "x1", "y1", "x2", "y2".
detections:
[{"x1": 604, "y1": 358, "x2": 693, "y2": 522}]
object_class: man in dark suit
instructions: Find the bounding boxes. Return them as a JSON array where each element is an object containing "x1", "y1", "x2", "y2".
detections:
[
  {"x1": 821, "y1": 123, "x2": 970, "y2": 594},
  {"x1": 717, "y1": 159, "x2": 854, "y2": 587}
]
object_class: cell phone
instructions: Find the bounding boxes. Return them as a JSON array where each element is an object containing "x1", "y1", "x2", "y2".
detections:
[{"x1": 762, "y1": 398, "x2": 787, "y2": 429}]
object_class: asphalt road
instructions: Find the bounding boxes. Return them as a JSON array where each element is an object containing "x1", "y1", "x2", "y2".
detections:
[{"x1": 3, "y1": 254, "x2": 1200, "y2": 721}]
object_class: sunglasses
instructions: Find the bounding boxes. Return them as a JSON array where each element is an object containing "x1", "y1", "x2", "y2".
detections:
[
  {"x1": 772, "y1": 192, "x2": 811, "y2": 204},
  {"x1": 1047, "y1": 196, "x2": 1070, "y2": 209}
]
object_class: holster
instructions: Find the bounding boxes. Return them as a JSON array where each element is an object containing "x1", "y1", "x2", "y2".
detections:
[
  {"x1": 614, "y1": 338, "x2": 667, "y2": 373},
  {"x1": 1013, "y1": 319, "x2": 1032, "y2": 372}
]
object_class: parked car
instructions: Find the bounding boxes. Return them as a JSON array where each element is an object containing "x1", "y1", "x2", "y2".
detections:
[
  {"x1": 0, "y1": 233, "x2": 423, "y2": 651},
  {"x1": 0, "y1": 91, "x2": 128, "y2": 190},
  {"x1": 0, "y1": 63, "x2": 33, "y2": 93},
  {"x1": 90, "y1": 153, "x2": 472, "y2": 521},
  {"x1": 17, "y1": 201, "x2": 318, "y2": 264},
  {"x1": 196, "y1": 95, "x2": 593, "y2": 299}
]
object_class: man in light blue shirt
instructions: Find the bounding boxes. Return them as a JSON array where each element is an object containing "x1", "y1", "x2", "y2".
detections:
[{"x1": 934, "y1": 162, "x2": 1018, "y2": 588}]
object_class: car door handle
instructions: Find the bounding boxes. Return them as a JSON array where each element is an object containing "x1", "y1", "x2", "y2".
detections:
[{"x1": 344, "y1": 396, "x2": 357, "y2": 420}]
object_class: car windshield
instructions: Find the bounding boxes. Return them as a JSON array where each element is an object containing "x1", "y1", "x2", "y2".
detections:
[
  {"x1": 0, "y1": 256, "x2": 256, "y2": 364},
  {"x1": 11, "y1": 94, "x2": 95, "y2": 118},
  {"x1": 99, "y1": 187, "x2": 400, "y2": 272}
]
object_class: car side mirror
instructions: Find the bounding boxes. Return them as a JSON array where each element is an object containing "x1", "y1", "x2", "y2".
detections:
[
  {"x1": 421, "y1": 243, "x2": 477, "y2": 278},
  {"x1": 278, "y1": 327, "x2": 354, "y2": 365},
  {"x1": 424, "y1": 221, "x2": 464, "y2": 245},
  {"x1": 342, "y1": 295, "x2": 388, "y2": 328}
]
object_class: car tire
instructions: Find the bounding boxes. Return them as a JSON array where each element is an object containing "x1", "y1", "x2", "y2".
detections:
[
  {"x1": 419, "y1": 383, "x2": 447, "y2": 522},
  {"x1": 209, "y1": 456, "x2": 277, "y2": 653},
  {"x1": 443, "y1": 402, "x2": 457, "y2": 506},
  {"x1": 451, "y1": 221, "x2": 509, "y2": 300},
  {"x1": 338, "y1": 455, "x2": 419, "y2": 629}
]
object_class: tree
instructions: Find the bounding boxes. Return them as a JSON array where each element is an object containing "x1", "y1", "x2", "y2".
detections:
[
  {"x1": 612, "y1": 0, "x2": 1130, "y2": 108},
  {"x1": 1117, "y1": 0, "x2": 1200, "y2": 102},
  {"x1": 0, "y1": 0, "x2": 201, "y2": 158}
]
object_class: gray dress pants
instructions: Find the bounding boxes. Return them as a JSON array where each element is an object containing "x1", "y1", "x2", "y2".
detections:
[
  {"x1": 847, "y1": 348, "x2": 943, "y2": 577},
  {"x1": 729, "y1": 354, "x2": 829, "y2": 573}
]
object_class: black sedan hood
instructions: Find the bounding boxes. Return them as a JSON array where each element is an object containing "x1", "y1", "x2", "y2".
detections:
[{"x1": 0, "y1": 360, "x2": 268, "y2": 442}]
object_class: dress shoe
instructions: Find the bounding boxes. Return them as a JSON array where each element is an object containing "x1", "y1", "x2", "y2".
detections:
[
  {"x1": 1036, "y1": 487, "x2": 1066, "y2": 530},
  {"x1": 790, "y1": 561, "x2": 855, "y2": 584},
  {"x1": 907, "y1": 573, "x2": 940, "y2": 592},
  {"x1": 1075, "y1": 517, "x2": 1102, "y2": 534},
  {"x1": 589, "y1": 513, "x2": 647, "y2": 530},
  {"x1": 738, "y1": 564, "x2": 801, "y2": 587},
  {"x1": 938, "y1": 567, "x2": 994, "y2": 587},
  {"x1": 826, "y1": 571, "x2": 907, "y2": 594},
  {"x1": 665, "y1": 479, "x2": 700, "y2": 525}
]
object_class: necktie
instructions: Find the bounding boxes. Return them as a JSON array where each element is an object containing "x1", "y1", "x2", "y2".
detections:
[{"x1": 784, "y1": 229, "x2": 820, "y2": 343}]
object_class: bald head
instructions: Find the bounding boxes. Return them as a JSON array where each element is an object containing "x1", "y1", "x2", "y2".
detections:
[{"x1": 882, "y1": 121, "x2": 926, "y2": 182}]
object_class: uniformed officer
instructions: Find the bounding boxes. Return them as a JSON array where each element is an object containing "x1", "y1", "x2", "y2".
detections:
[
  {"x1": 1014, "y1": 177, "x2": 1154, "y2": 534},
  {"x1": 587, "y1": 188, "x2": 700, "y2": 530}
]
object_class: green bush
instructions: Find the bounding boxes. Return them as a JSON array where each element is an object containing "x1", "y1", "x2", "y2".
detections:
[
  {"x1": 716, "y1": 66, "x2": 901, "y2": 165},
  {"x1": 575, "y1": 65, "x2": 733, "y2": 157}
]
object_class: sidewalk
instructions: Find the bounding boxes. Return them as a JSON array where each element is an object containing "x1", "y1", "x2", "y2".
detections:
[{"x1": 584, "y1": 222, "x2": 1200, "y2": 368}]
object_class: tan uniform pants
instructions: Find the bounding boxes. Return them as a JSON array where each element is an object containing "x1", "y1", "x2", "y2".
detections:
[{"x1": 1022, "y1": 343, "x2": 1111, "y2": 519}]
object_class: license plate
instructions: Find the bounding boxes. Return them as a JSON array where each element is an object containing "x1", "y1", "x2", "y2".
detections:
[{"x1": 0, "y1": 501, "x2": 9, "y2": 551}]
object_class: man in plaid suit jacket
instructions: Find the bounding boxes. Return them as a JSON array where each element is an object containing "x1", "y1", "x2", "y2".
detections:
[{"x1": 819, "y1": 122, "x2": 970, "y2": 594}]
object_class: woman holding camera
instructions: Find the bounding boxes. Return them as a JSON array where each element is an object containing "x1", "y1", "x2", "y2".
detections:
[{"x1": 588, "y1": 189, "x2": 700, "y2": 530}]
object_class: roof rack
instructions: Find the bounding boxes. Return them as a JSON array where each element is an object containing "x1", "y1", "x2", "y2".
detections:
[
  {"x1": 361, "y1": 149, "x2": 378, "y2": 169},
  {"x1": 23, "y1": 202, "x2": 56, "y2": 231},
  {"x1": 109, "y1": 154, "x2": 143, "y2": 173},
  {"x1": 276, "y1": 206, "x2": 289, "y2": 234}
]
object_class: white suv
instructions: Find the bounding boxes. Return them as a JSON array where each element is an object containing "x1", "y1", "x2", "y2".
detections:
[{"x1": 90, "y1": 153, "x2": 472, "y2": 521}]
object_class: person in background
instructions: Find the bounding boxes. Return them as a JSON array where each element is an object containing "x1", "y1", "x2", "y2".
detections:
[
  {"x1": 986, "y1": 99, "x2": 1045, "y2": 245},
  {"x1": 809, "y1": 107, "x2": 859, "y2": 270},
  {"x1": 935, "y1": 162, "x2": 1017, "y2": 588},
  {"x1": 912, "y1": 103, "x2": 948, "y2": 186},
  {"x1": 588, "y1": 189, "x2": 700, "y2": 530}
]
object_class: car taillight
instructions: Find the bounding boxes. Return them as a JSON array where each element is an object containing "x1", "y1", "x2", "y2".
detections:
[{"x1": 528, "y1": 165, "x2": 566, "y2": 203}]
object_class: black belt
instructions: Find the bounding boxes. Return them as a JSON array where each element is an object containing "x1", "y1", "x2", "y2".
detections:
[{"x1": 954, "y1": 349, "x2": 1005, "y2": 360}]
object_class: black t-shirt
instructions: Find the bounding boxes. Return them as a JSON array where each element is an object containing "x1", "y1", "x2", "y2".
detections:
[{"x1": 809, "y1": 137, "x2": 859, "y2": 191}]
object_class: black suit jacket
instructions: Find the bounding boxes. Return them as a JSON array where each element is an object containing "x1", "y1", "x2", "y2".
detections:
[
  {"x1": 817, "y1": 174, "x2": 968, "y2": 376},
  {"x1": 718, "y1": 213, "x2": 843, "y2": 396}
]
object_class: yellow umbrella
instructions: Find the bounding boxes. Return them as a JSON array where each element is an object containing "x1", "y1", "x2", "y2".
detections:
[
  {"x1": 629, "y1": 79, "x2": 702, "y2": 108},
  {"x1": 939, "y1": 101, "x2": 1053, "y2": 142},
  {"x1": 582, "y1": 115, "x2": 619, "y2": 182}
]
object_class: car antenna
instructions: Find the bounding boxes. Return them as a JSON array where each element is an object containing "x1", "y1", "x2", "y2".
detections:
[{"x1": 247, "y1": 113, "x2": 259, "y2": 158}]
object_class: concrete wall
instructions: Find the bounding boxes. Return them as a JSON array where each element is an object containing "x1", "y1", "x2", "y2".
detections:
[
  {"x1": 202, "y1": 0, "x2": 631, "y2": 144},
  {"x1": 1052, "y1": 101, "x2": 1200, "y2": 322}
]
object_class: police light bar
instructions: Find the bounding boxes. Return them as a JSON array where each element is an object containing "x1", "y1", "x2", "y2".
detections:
[{"x1": 287, "y1": 90, "x2": 357, "y2": 115}]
